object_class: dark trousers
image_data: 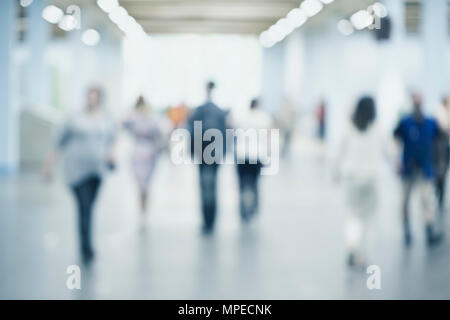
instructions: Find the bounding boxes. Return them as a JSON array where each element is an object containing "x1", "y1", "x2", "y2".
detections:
[
  {"x1": 436, "y1": 175, "x2": 447, "y2": 210},
  {"x1": 199, "y1": 164, "x2": 219, "y2": 230},
  {"x1": 72, "y1": 175, "x2": 101, "y2": 255},
  {"x1": 433, "y1": 136, "x2": 449, "y2": 211},
  {"x1": 237, "y1": 162, "x2": 261, "y2": 221}
]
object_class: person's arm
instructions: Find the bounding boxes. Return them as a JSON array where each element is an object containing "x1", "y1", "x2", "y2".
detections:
[
  {"x1": 393, "y1": 119, "x2": 403, "y2": 140},
  {"x1": 392, "y1": 119, "x2": 405, "y2": 174},
  {"x1": 42, "y1": 119, "x2": 72, "y2": 181},
  {"x1": 186, "y1": 107, "x2": 202, "y2": 158},
  {"x1": 42, "y1": 151, "x2": 59, "y2": 181}
]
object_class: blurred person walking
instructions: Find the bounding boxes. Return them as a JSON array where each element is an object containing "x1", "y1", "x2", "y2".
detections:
[
  {"x1": 43, "y1": 87, "x2": 117, "y2": 263},
  {"x1": 187, "y1": 81, "x2": 227, "y2": 234},
  {"x1": 316, "y1": 99, "x2": 326, "y2": 141},
  {"x1": 335, "y1": 96, "x2": 382, "y2": 269},
  {"x1": 277, "y1": 97, "x2": 296, "y2": 157},
  {"x1": 434, "y1": 96, "x2": 450, "y2": 212},
  {"x1": 235, "y1": 98, "x2": 272, "y2": 223},
  {"x1": 123, "y1": 96, "x2": 163, "y2": 222},
  {"x1": 394, "y1": 92, "x2": 443, "y2": 247}
]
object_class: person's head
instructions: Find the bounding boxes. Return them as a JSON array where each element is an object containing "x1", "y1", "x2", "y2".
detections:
[
  {"x1": 442, "y1": 95, "x2": 450, "y2": 108},
  {"x1": 206, "y1": 81, "x2": 216, "y2": 100},
  {"x1": 250, "y1": 98, "x2": 259, "y2": 110},
  {"x1": 135, "y1": 95, "x2": 146, "y2": 110},
  {"x1": 352, "y1": 96, "x2": 376, "y2": 131},
  {"x1": 86, "y1": 87, "x2": 103, "y2": 112}
]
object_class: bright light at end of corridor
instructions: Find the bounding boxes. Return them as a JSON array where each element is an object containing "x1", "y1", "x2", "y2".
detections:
[
  {"x1": 42, "y1": 5, "x2": 64, "y2": 24},
  {"x1": 82, "y1": 29, "x2": 101, "y2": 46}
]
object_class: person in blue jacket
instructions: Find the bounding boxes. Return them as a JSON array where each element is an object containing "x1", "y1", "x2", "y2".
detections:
[{"x1": 394, "y1": 92, "x2": 443, "y2": 247}]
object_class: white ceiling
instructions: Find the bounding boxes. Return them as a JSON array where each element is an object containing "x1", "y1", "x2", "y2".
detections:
[
  {"x1": 119, "y1": 0, "x2": 375, "y2": 34},
  {"x1": 53, "y1": 0, "x2": 376, "y2": 34}
]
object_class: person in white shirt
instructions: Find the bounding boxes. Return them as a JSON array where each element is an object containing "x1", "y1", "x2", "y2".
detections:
[
  {"x1": 434, "y1": 96, "x2": 450, "y2": 211},
  {"x1": 234, "y1": 98, "x2": 273, "y2": 222},
  {"x1": 335, "y1": 96, "x2": 382, "y2": 269}
]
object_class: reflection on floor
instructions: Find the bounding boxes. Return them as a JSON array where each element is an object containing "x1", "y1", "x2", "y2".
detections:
[{"x1": 1, "y1": 136, "x2": 450, "y2": 299}]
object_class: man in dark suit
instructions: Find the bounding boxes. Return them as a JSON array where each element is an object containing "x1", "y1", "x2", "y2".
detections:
[{"x1": 187, "y1": 81, "x2": 228, "y2": 234}]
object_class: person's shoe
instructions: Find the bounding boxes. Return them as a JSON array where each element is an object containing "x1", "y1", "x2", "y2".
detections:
[
  {"x1": 426, "y1": 224, "x2": 443, "y2": 247},
  {"x1": 81, "y1": 247, "x2": 95, "y2": 264}
]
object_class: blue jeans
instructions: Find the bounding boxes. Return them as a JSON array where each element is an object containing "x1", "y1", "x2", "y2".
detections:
[{"x1": 72, "y1": 175, "x2": 101, "y2": 256}]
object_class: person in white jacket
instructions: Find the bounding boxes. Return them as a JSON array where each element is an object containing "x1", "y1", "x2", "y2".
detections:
[
  {"x1": 334, "y1": 96, "x2": 383, "y2": 269},
  {"x1": 234, "y1": 98, "x2": 273, "y2": 222}
]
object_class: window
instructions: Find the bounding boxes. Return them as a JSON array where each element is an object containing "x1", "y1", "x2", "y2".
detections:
[{"x1": 405, "y1": 0, "x2": 421, "y2": 34}]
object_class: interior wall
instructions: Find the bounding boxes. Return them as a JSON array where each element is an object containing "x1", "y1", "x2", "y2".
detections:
[{"x1": 282, "y1": 22, "x2": 450, "y2": 154}]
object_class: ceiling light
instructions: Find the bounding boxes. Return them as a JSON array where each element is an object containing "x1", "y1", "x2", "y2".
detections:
[
  {"x1": 42, "y1": 5, "x2": 64, "y2": 24},
  {"x1": 350, "y1": 10, "x2": 374, "y2": 30},
  {"x1": 58, "y1": 15, "x2": 77, "y2": 31},
  {"x1": 20, "y1": 0, "x2": 33, "y2": 7},
  {"x1": 276, "y1": 18, "x2": 295, "y2": 38},
  {"x1": 337, "y1": 19, "x2": 354, "y2": 36},
  {"x1": 370, "y1": 2, "x2": 388, "y2": 18},
  {"x1": 259, "y1": 31, "x2": 275, "y2": 48},
  {"x1": 286, "y1": 8, "x2": 308, "y2": 28},
  {"x1": 300, "y1": 0, "x2": 323, "y2": 17},
  {"x1": 108, "y1": 6, "x2": 129, "y2": 25},
  {"x1": 82, "y1": 29, "x2": 101, "y2": 46}
]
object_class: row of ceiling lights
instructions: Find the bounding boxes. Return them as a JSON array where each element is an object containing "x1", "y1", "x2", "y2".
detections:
[
  {"x1": 337, "y1": 2, "x2": 388, "y2": 36},
  {"x1": 20, "y1": 0, "x2": 146, "y2": 47},
  {"x1": 19, "y1": 0, "x2": 101, "y2": 46},
  {"x1": 41, "y1": 4, "x2": 101, "y2": 46},
  {"x1": 260, "y1": 1, "x2": 389, "y2": 47},
  {"x1": 96, "y1": 0, "x2": 146, "y2": 40},
  {"x1": 259, "y1": 0, "x2": 335, "y2": 48}
]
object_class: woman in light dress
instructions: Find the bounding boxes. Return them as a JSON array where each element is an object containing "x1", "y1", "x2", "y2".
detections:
[
  {"x1": 334, "y1": 96, "x2": 383, "y2": 269},
  {"x1": 123, "y1": 96, "x2": 163, "y2": 219}
]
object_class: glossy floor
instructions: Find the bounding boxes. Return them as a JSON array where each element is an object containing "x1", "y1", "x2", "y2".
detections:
[{"x1": 1, "y1": 137, "x2": 450, "y2": 299}]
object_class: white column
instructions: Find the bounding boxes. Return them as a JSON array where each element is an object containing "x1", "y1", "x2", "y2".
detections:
[
  {"x1": 261, "y1": 41, "x2": 285, "y2": 114},
  {"x1": 25, "y1": 0, "x2": 50, "y2": 109},
  {"x1": 377, "y1": 0, "x2": 407, "y2": 133},
  {"x1": 422, "y1": 0, "x2": 447, "y2": 111},
  {"x1": 0, "y1": 0, "x2": 18, "y2": 172}
]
